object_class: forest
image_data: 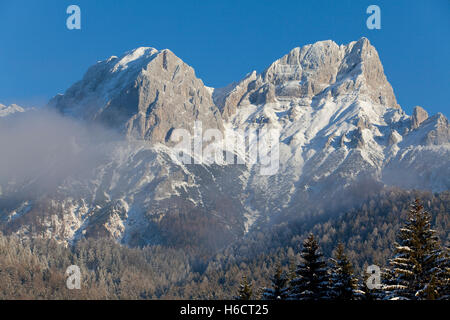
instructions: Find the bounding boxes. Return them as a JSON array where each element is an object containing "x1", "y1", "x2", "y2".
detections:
[{"x1": 0, "y1": 187, "x2": 448, "y2": 299}]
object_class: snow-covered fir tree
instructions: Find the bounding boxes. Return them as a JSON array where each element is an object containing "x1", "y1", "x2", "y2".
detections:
[
  {"x1": 236, "y1": 276, "x2": 253, "y2": 300},
  {"x1": 289, "y1": 234, "x2": 330, "y2": 300},
  {"x1": 360, "y1": 269, "x2": 385, "y2": 300},
  {"x1": 329, "y1": 243, "x2": 361, "y2": 300},
  {"x1": 262, "y1": 263, "x2": 289, "y2": 300},
  {"x1": 436, "y1": 247, "x2": 450, "y2": 300},
  {"x1": 386, "y1": 199, "x2": 445, "y2": 300}
]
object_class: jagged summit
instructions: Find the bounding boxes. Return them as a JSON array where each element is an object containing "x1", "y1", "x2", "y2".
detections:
[
  {"x1": 49, "y1": 47, "x2": 223, "y2": 143},
  {"x1": 216, "y1": 38, "x2": 399, "y2": 119},
  {"x1": 0, "y1": 103, "x2": 24, "y2": 117}
]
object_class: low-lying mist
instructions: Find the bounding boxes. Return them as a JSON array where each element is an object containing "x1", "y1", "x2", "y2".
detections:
[{"x1": 0, "y1": 108, "x2": 124, "y2": 198}]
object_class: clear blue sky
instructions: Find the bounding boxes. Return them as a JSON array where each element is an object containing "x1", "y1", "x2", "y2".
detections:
[{"x1": 0, "y1": 0, "x2": 448, "y2": 117}]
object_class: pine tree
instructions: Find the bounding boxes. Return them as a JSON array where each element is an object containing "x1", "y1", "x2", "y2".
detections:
[
  {"x1": 329, "y1": 243, "x2": 360, "y2": 300},
  {"x1": 262, "y1": 263, "x2": 289, "y2": 300},
  {"x1": 436, "y1": 247, "x2": 450, "y2": 300},
  {"x1": 287, "y1": 255, "x2": 297, "y2": 282},
  {"x1": 236, "y1": 276, "x2": 253, "y2": 300},
  {"x1": 358, "y1": 262, "x2": 386, "y2": 300},
  {"x1": 386, "y1": 199, "x2": 444, "y2": 300},
  {"x1": 360, "y1": 272, "x2": 382, "y2": 300},
  {"x1": 289, "y1": 234, "x2": 330, "y2": 300}
]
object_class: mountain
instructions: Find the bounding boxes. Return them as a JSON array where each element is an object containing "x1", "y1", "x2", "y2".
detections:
[
  {"x1": 48, "y1": 47, "x2": 223, "y2": 143},
  {"x1": 0, "y1": 103, "x2": 24, "y2": 118},
  {"x1": 217, "y1": 38, "x2": 449, "y2": 216},
  {"x1": 1, "y1": 38, "x2": 449, "y2": 250}
]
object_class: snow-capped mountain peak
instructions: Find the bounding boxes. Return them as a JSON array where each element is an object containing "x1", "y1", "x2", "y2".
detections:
[
  {"x1": 0, "y1": 103, "x2": 25, "y2": 117},
  {"x1": 49, "y1": 47, "x2": 223, "y2": 143},
  {"x1": 110, "y1": 47, "x2": 159, "y2": 72},
  {"x1": 215, "y1": 38, "x2": 399, "y2": 122}
]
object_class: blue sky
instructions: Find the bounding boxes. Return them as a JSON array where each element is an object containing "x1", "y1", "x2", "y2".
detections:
[{"x1": 0, "y1": 0, "x2": 448, "y2": 117}]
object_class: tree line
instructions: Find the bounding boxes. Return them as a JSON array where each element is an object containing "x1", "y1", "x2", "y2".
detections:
[
  {"x1": 0, "y1": 189, "x2": 448, "y2": 299},
  {"x1": 236, "y1": 199, "x2": 449, "y2": 300}
]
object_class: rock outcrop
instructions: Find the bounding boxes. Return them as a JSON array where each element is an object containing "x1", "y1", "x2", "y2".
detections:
[{"x1": 411, "y1": 106, "x2": 429, "y2": 129}]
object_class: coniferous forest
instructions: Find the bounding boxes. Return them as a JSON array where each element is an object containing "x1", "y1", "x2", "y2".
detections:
[{"x1": 0, "y1": 188, "x2": 448, "y2": 300}]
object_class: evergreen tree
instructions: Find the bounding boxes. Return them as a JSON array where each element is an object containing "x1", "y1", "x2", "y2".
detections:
[
  {"x1": 360, "y1": 273, "x2": 381, "y2": 300},
  {"x1": 329, "y1": 243, "x2": 360, "y2": 300},
  {"x1": 236, "y1": 276, "x2": 253, "y2": 300},
  {"x1": 287, "y1": 256, "x2": 297, "y2": 282},
  {"x1": 262, "y1": 263, "x2": 289, "y2": 300},
  {"x1": 386, "y1": 199, "x2": 444, "y2": 300},
  {"x1": 289, "y1": 234, "x2": 330, "y2": 300},
  {"x1": 358, "y1": 263, "x2": 386, "y2": 300},
  {"x1": 436, "y1": 247, "x2": 450, "y2": 300}
]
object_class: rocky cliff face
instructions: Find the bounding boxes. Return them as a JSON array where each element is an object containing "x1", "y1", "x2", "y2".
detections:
[{"x1": 1, "y1": 38, "x2": 449, "y2": 248}]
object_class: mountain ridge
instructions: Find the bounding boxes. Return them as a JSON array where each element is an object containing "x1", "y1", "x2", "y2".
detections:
[{"x1": 0, "y1": 103, "x2": 25, "y2": 118}]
